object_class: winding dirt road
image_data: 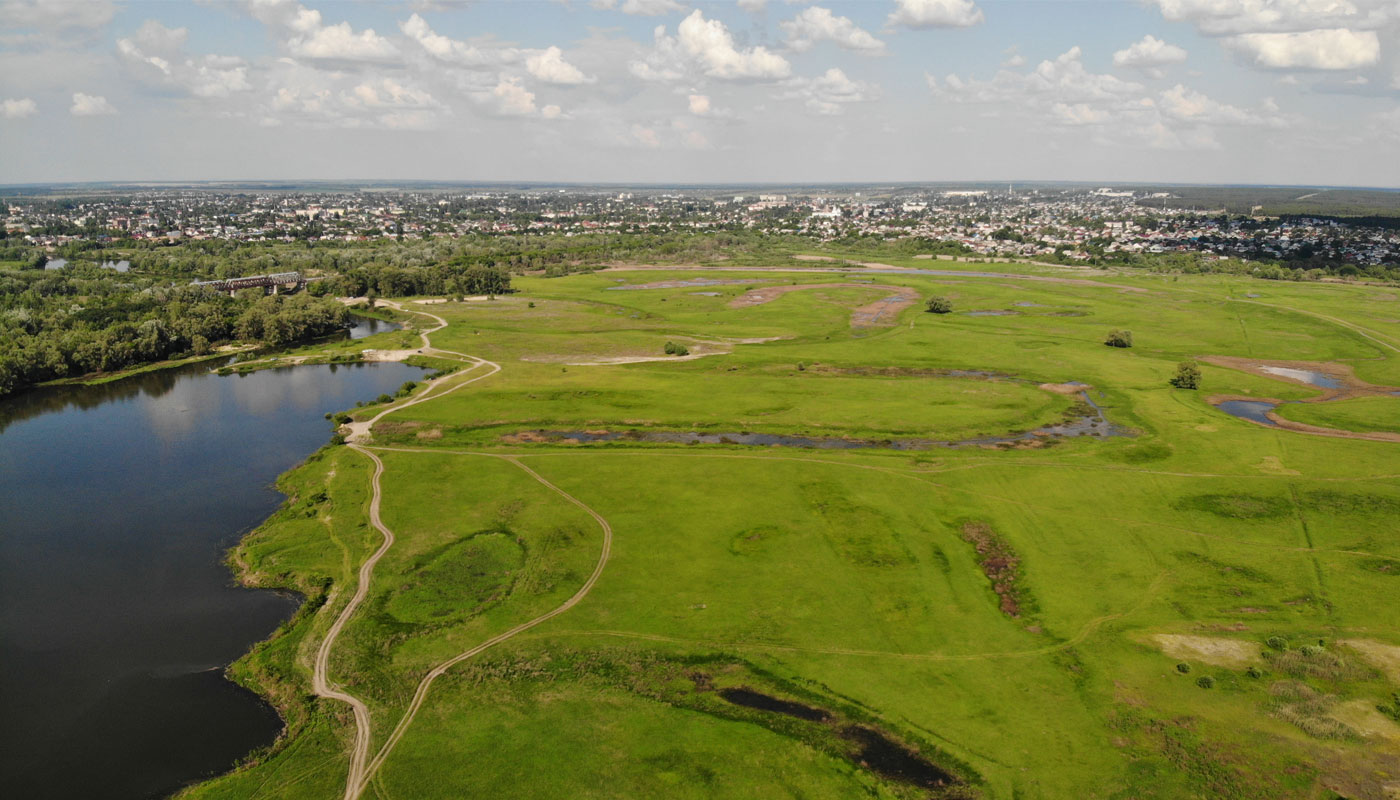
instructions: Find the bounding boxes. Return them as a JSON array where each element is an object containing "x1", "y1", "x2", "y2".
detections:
[{"x1": 308, "y1": 300, "x2": 614, "y2": 800}]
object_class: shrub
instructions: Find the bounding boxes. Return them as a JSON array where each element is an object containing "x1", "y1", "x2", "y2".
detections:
[
  {"x1": 1104, "y1": 329, "x2": 1134, "y2": 348},
  {"x1": 1246, "y1": 666, "x2": 1262, "y2": 679},
  {"x1": 528, "y1": 301, "x2": 536, "y2": 308},
  {"x1": 925, "y1": 296, "x2": 953, "y2": 314},
  {"x1": 396, "y1": 380, "x2": 417, "y2": 397},
  {"x1": 332, "y1": 412, "x2": 352, "y2": 425},
  {"x1": 1176, "y1": 663, "x2": 1192, "y2": 674},
  {"x1": 1267, "y1": 636, "x2": 1288, "y2": 651},
  {"x1": 376, "y1": 393, "x2": 393, "y2": 404},
  {"x1": 673, "y1": 344, "x2": 690, "y2": 356},
  {"x1": 664, "y1": 341, "x2": 678, "y2": 355},
  {"x1": 797, "y1": 361, "x2": 807, "y2": 371},
  {"x1": 1196, "y1": 676, "x2": 1215, "y2": 689},
  {"x1": 1169, "y1": 361, "x2": 1201, "y2": 389}
]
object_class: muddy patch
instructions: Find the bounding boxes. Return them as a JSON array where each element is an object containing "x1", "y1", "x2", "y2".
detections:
[
  {"x1": 963, "y1": 309, "x2": 1019, "y2": 317},
  {"x1": 849, "y1": 286, "x2": 920, "y2": 327},
  {"x1": 719, "y1": 688, "x2": 830, "y2": 721},
  {"x1": 713, "y1": 688, "x2": 963, "y2": 791},
  {"x1": 727, "y1": 282, "x2": 919, "y2": 328},
  {"x1": 608, "y1": 278, "x2": 756, "y2": 291},
  {"x1": 960, "y1": 521, "x2": 1031, "y2": 619},
  {"x1": 1152, "y1": 634, "x2": 1260, "y2": 668}
]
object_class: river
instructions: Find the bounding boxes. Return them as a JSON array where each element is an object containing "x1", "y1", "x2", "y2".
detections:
[{"x1": 0, "y1": 329, "x2": 425, "y2": 798}]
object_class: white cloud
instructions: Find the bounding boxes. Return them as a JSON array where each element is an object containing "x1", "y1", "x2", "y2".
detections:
[
  {"x1": 688, "y1": 93, "x2": 712, "y2": 115},
  {"x1": 2, "y1": 97, "x2": 37, "y2": 118},
  {"x1": 632, "y1": 10, "x2": 791, "y2": 81},
  {"x1": 541, "y1": 104, "x2": 564, "y2": 119},
  {"x1": 631, "y1": 123, "x2": 661, "y2": 147},
  {"x1": 399, "y1": 13, "x2": 517, "y2": 68},
  {"x1": 1226, "y1": 28, "x2": 1381, "y2": 69},
  {"x1": 887, "y1": 0, "x2": 984, "y2": 29},
  {"x1": 737, "y1": 0, "x2": 767, "y2": 11},
  {"x1": 1113, "y1": 35, "x2": 1188, "y2": 73},
  {"x1": 1149, "y1": 0, "x2": 1394, "y2": 36},
  {"x1": 243, "y1": 0, "x2": 397, "y2": 62},
  {"x1": 781, "y1": 7, "x2": 886, "y2": 53},
  {"x1": 935, "y1": 47, "x2": 1283, "y2": 150},
  {"x1": 0, "y1": 0, "x2": 115, "y2": 43},
  {"x1": 290, "y1": 21, "x2": 397, "y2": 61},
  {"x1": 526, "y1": 46, "x2": 594, "y2": 84},
  {"x1": 592, "y1": 0, "x2": 687, "y2": 15},
  {"x1": 491, "y1": 76, "x2": 537, "y2": 115},
  {"x1": 117, "y1": 20, "x2": 252, "y2": 98},
  {"x1": 784, "y1": 67, "x2": 878, "y2": 115},
  {"x1": 70, "y1": 92, "x2": 115, "y2": 116}
]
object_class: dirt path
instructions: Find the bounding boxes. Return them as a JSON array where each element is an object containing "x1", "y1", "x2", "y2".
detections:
[
  {"x1": 348, "y1": 453, "x2": 614, "y2": 799},
  {"x1": 309, "y1": 299, "x2": 614, "y2": 800},
  {"x1": 309, "y1": 300, "x2": 501, "y2": 798}
]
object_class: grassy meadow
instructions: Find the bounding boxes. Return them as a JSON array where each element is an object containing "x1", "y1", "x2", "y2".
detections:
[{"x1": 186, "y1": 258, "x2": 1400, "y2": 800}]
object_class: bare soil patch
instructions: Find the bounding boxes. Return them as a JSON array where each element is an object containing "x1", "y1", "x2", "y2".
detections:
[
  {"x1": 1152, "y1": 634, "x2": 1259, "y2": 668},
  {"x1": 727, "y1": 282, "x2": 919, "y2": 327},
  {"x1": 960, "y1": 522, "x2": 1030, "y2": 619},
  {"x1": 1039, "y1": 382, "x2": 1092, "y2": 395},
  {"x1": 1331, "y1": 699, "x2": 1400, "y2": 742},
  {"x1": 1340, "y1": 639, "x2": 1400, "y2": 684}
]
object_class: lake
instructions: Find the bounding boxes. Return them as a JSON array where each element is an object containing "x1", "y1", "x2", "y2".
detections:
[{"x1": 0, "y1": 358, "x2": 427, "y2": 799}]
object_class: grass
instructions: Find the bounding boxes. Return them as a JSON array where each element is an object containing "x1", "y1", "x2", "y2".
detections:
[
  {"x1": 184, "y1": 261, "x2": 1400, "y2": 800},
  {"x1": 1274, "y1": 395, "x2": 1400, "y2": 434}
]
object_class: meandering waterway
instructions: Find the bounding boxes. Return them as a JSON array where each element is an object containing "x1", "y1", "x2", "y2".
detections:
[{"x1": 0, "y1": 350, "x2": 425, "y2": 798}]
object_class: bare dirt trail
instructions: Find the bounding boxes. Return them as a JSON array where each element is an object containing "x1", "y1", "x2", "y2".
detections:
[
  {"x1": 309, "y1": 299, "x2": 500, "y2": 798},
  {"x1": 348, "y1": 453, "x2": 614, "y2": 799},
  {"x1": 306, "y1": 298, "x2": 615, "y2": 800}
]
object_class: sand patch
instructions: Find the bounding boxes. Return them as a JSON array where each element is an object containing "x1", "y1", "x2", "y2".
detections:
[
  {"x1": 361, "y1": 348, "x2": 423, "y2": 362},
  {"x1": 1331, "y1": 699, "x2": 1400, "y2": 742},
  {"x1": 1152, "y1": 634, "x2": 1260, "y2": 668},
  {"x1": 1039, "y1": 382, "x2": 1091, "y2": 395},
  {"x1": 1340, "y1": 639, "x2": 1400, "y2": 684}
]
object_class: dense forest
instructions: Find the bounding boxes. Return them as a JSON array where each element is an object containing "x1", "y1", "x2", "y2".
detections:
[{"x1": 0, "y1": 265, "x2": 352, "y2": 397}]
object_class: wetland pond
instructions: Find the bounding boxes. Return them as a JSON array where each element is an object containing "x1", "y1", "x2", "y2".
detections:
[
  {"x1": 0, "y1": 357, "x2": 426, "y2": 799},
  {"x1": 530, "y1": 392, "x2": 1123, "y2": 450}
]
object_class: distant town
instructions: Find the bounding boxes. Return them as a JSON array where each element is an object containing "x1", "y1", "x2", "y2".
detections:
[{"x1": 7, "y1": 185, "x2": 1397, "y2": 273}]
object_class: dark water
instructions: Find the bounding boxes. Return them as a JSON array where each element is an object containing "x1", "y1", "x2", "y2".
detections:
[
  {"x1": 345, "y1": 314, "x2": 400, "y2": 340},
  {"x1": 1216, "y1": 400, "x2": 1281, "y2": 426},
  {"x1": 0, "y1": 359, "x2": 426, "y2": 799}
]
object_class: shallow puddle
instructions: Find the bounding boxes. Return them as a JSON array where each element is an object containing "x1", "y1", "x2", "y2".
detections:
[
  {"x1": 964, "y1": 310, "x2": 1018, "y2": 317},
  {"x1": 1257, "y1": 365, "x2": 1342, "y2": 389},
  {"x1": 718, "y1": 688, "x2": 829, "y2": 721},
  {"x1": 1215, "y1": 400, "x2": 1280, "y2": 426}
]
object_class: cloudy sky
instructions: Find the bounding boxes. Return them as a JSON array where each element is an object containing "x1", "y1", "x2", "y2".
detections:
[{"x1": 1, "y1": 0, "x2": 1397, "y2": 186}]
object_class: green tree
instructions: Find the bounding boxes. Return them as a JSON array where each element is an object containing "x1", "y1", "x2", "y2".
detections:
[
  {"x1": 925, "y1": 296, "x2": 953, "y2": 314},
  {"x1": 1170, "y1": 361, "x2": 1201, "y2": 389},
  {"x1": 1104, "y1": 329, "x2": 1133, "y2": 348}
]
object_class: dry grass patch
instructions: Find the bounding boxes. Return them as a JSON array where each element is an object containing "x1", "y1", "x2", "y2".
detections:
[
  {"x1": 1152, "y1": 634, "x2": 1260, "y2": 668},
  {"x1": 1340, "y1": 639, "x2": 1400, "y2": 684}
]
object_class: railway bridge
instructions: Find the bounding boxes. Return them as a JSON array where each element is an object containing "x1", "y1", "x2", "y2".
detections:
[{"x1": 192, "y1": 271, "x2": 305, "y2": 296}]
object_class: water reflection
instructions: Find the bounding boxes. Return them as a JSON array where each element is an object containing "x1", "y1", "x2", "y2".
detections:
[{"x1": 0, "y1": 359, "x2": 426, "y2": 799}]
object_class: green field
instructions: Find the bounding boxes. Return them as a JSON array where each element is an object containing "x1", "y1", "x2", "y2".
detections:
[{"x1": 186, "y1": 259, "x2": 1400, "y2": 800}]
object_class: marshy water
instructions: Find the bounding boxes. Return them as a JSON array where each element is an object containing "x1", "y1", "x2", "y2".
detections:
[
  {"x1": 530, "y1": 391, "x2": 1122, "y2": 450},
  {"x1": 1215, "y1": 400, "x2": 1281, "y2": 426},
  {"x1": 0, "y1": 356, "x2": 426, "y2": 799}
]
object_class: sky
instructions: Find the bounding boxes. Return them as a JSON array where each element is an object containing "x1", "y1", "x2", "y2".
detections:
[{"x1": 0, "y1": 0, "x2": 1397, "y2": 186}]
